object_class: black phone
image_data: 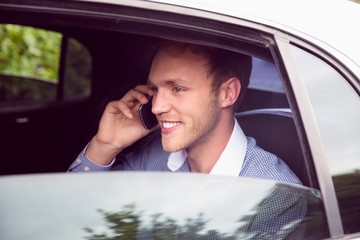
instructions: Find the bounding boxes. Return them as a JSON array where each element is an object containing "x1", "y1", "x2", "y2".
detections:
[{"x1": 138, "y1": 98, "x2": 158, "y2": 130}]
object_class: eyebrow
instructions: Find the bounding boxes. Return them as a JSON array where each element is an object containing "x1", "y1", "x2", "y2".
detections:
[{"x1": 147, "y1": 78, "x2": 190, "y2": 87}]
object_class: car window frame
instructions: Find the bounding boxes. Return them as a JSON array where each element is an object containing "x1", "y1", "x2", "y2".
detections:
[{"x1": 275, "y1": 29, "x2": 360, "y2": 238}]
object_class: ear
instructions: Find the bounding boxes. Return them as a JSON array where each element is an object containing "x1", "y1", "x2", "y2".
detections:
[{"x1": 220, "y1": 77, "x2": 241, "y2": 108}]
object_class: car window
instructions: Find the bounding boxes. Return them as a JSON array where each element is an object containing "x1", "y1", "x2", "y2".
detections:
[
  {"x1": 63, "y1": 37, "x2": 92, "y2": 99},
  {"x1": 0, "y1": 24, "x2": 91, "y2": 106},
  {"x1": 0, "y1": 173, "x2": 329, "y2": 240},
  {"x1": 239, "y1": 57, "x2": 289, "y2": 111},
  {"x1": 250, "y1": 58, "x2": 284, "y2": 93},
  {"x1": 290, "y1": 45, "x2": 360, "y2": 234}
]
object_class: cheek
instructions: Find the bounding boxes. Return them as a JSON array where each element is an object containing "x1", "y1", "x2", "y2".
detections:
[
  {"x1": 175, "y1": 97, "x2": 207, "y2": 116},
  {"x1": 171, "y1": 88, "x2": 218, "y2": 116},
  {"x1": 185, "y1": 96, "x2": 219, "y2": 124}
]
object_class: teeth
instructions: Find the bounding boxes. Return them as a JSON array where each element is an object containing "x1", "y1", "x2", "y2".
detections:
[{"x1": 162, "y1": 122, "x2": 180, "y2": 129}]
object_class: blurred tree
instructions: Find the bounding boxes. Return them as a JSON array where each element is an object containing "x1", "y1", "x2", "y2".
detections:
[
  {"x1": 84, "y1": 204, "x2": 142, "y2": 240},
  {"x1": 0, "y1": 24, "x2": 61, "y2": 82},
  {"x1": 84, "y1": 205, "x2": 234, "y2": 240}
]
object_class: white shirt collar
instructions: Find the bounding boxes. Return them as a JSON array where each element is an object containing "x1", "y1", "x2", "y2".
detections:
[{"x1": 167, "y1": 119, "x2": 247, "y2": 176}]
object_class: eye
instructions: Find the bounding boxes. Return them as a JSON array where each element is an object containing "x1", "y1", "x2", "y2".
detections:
[{"x1": 173, "y1": 86, "x2": 184, "y2": 93}]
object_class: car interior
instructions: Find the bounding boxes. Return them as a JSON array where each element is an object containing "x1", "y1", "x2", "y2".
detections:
[{"x1": 0, "y1": 2, "x2": 318, "y2": 189}]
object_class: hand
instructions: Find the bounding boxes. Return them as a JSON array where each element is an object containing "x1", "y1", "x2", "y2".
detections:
[{"x1": 86, "y1": 85, "x2": 157, "y2": 165}]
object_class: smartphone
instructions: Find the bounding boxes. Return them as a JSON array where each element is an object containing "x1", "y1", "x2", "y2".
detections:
[{"x1": 138, "y1": 98, "x2": 158, "y2": 130}]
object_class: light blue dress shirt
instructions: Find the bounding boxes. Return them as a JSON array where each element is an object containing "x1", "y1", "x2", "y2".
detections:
[{"x1": 68, "y1": 120, "x2": 302, "y2": 185}]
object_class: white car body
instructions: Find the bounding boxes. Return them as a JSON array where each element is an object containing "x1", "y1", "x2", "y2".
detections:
[{"x1": 0, "y1": 0, "x2": 359, "y2": 239}]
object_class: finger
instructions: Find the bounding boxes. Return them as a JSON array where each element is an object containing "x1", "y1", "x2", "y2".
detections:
[
  {"x1": 134, "y1": 85, "x2": 154, "y2": 97},
  {"x1": 108, "y1": 100, "x2": 134, "y2": 119},
  {"x1": 108, "y1": 85, "x2": 154, "y2": 119},
  {"x1": 122, "y1": 88, "x2": 149, "y2": 105}
]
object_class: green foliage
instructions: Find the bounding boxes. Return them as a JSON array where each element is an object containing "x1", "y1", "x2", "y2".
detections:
[
  {"x1": 0, "y1": 24, "x2": 91, "y2": 103},
  {"x1": 0, "y1": 24, "x2": 61, "y2": 82}
]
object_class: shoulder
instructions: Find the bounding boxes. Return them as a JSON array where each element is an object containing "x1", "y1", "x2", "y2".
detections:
[{"x1": 240, "y1": 137, "x2": 302, "y2": 185}]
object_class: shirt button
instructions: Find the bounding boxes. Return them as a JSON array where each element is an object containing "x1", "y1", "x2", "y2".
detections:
[
  {"x1": 76, "y1": 159, "x2": 82, "y2": 164},
  {"x1": 83, "y1": 166, "x2": 90, "y2": 172}
]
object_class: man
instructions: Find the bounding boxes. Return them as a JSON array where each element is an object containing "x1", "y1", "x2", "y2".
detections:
[{"x1": 68, "y1": 40, "x2": 301, "y2": 185}]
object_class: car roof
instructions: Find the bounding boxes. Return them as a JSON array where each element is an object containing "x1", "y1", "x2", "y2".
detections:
[{"x1": 76, "y1": 0, "x2": 360, "y2": 73}]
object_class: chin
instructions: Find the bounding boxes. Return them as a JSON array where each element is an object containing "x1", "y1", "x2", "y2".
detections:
[
  {"x1": 162, "y1": 139, "x2": 185, "y2": 153},
  {"x1": 161, "y1": 133, "x2": 192, "y2": 152},
  {"x1": 162, "y1": 144, "x2": 182, "y2": 153}
]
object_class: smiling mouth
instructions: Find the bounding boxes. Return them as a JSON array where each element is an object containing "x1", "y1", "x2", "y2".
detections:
[{"x1": 162, "y1": 121, "x2": 181, "y2": 129}]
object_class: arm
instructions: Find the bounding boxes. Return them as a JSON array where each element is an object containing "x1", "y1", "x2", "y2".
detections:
[{"x1": 68, "y1": 85, "x2": 158, "y2": 172}]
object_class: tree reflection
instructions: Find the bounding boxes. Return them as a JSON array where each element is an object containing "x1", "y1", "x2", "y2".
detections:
[
  {"x1": 84, "y1": 204, "x2": 142, "y2": 240},
  {"x1": 84, "y1": 205, "x2": 234, "y2": 240},
  {"x1": 84, "y1": 184, "x2": 327, "y2": 240}
]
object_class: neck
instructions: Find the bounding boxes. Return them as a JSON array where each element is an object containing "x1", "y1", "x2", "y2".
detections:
[{"x1": 186, "y1": 115, "x2": 234, "y2": 173}]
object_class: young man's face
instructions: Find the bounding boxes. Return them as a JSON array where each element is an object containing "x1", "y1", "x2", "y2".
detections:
[{"x1": 148, "y1": 46, "x2": 222, "y2": 152}]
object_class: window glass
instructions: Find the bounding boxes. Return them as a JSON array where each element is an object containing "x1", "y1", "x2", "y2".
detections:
[
  {"x1": 250, "y1": 58, "x2": 284, "y2": 93},
  {"x1": 0, "y1": 174, "x2": 328, "y2": 239},
  {"x1": 0, "y1": 24, "x2": 91, "y2": 105},
  {"x1": 290, "y1": 45, "x2": 360, "y2": 234},
  {"x1": 0, "y1": 24, "x2": 61, "y2": 103},
  {"x1": 64, "y1": 38, "x2": 92, "y2": 99}
]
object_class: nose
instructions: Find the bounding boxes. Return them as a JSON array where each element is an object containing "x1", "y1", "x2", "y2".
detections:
[{"x1": 151, "y1": 92, "x2": 171, "y2": 115}]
